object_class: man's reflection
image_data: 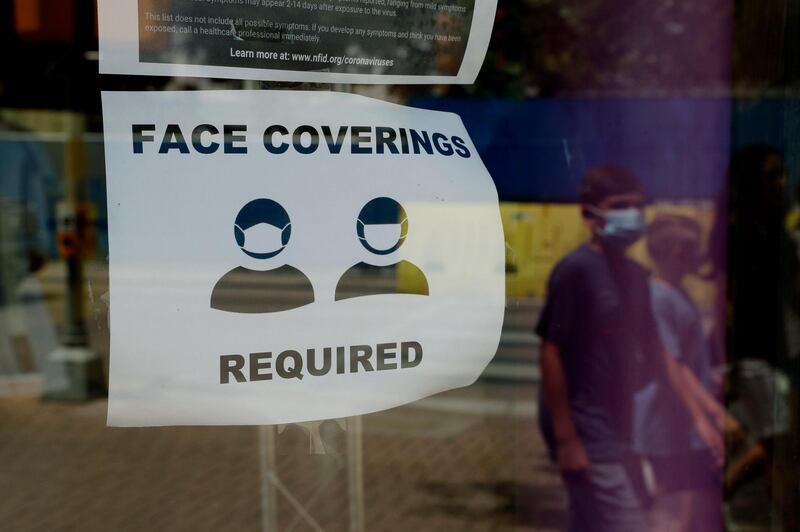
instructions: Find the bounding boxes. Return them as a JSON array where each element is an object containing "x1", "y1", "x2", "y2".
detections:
[{"x1": 536, "y1": 165, "x2": 724, "y2": 532}]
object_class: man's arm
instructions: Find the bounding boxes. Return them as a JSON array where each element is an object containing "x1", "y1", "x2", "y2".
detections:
[
  {"x1": 678, "y1": 363, "x2": 743, "y2": 439},
  {"x1": 659, "y1": 350, "x2": 725, "y2": 465},
  {"x1": 540, "y1": 339, "x2": 590, "y2": 473}
]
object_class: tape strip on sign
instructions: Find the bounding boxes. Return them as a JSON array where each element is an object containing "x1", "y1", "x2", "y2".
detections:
[
  {"x1": 102, "y1": 90, "x2": 505, "y2": 427},
  {"x1": 97, "y1": 0, "x2": 497, "y2": 85}
]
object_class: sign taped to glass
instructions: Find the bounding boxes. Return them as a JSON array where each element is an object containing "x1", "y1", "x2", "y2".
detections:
[
  {"x1": 98, "y1": 0, "x2": 498, "y2": 84},
  {"x1": 101, "y1": 90, "x2": 505, "y2": 426}
]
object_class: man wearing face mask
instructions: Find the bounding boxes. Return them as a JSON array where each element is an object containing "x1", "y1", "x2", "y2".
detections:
[
  {"x1": 536, "y1": 166, "x2": 724, "y2": 532},
  {"x1": 211, "y1": 198, "x2": 314, "y2": 313}
]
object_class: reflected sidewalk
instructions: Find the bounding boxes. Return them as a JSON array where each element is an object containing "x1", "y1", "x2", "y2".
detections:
[{"x1": 0, "y1": 379, "x2": 565, "y2": 532}]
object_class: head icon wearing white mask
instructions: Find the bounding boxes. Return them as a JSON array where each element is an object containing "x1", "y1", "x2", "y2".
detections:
[
  {"x1": 356, "y1": 197, "x2": 409, "y2": 256},
  {"x1": 233, "y1": 198, "x2": 292, "y2": 260}
]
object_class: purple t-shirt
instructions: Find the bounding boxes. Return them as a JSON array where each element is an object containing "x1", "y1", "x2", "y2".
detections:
[{"x1": 536, "y1": 245, "x2": 662, "y2": 462}]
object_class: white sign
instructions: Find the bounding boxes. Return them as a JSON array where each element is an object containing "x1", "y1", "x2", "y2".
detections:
[
  {"x1": 98, "y1": 0, "x2": 497, "y2": 84},
  {"x1": 102, "y1": 90, "x2": 504, "y2": 426}
]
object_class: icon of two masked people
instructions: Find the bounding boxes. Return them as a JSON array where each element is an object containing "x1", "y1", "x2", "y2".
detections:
[
  {"x1": 210, "y1": 196, "x2": 429, "y2": 314},
  {"x1": 536, "y1": 165, "x2": 734, "y2": 532}
]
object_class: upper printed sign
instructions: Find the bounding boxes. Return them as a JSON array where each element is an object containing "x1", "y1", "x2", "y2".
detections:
[
  {"x1": 102, "y1": 90, "x2": 505, "y2": 426},
  {"x1": 98, "y1": 0, "x2": 498, "y2": 84}
]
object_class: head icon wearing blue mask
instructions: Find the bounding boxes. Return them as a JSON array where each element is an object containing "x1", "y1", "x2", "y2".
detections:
[
  {"x1": 233, "y1": 199, "x2": 292, "y2": 260},
  {"x1": 356, "y1": 197, "x2": 409, "y2": 256}
]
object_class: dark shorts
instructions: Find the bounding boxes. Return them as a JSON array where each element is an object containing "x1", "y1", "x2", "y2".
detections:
[{"x1": 648, "y1": 450, "x2": 722, "y2": 492}]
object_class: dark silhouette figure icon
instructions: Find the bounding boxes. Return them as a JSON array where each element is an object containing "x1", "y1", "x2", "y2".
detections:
[
  {"x1": 211, "y1": 199, "x2": 314, "y2": 313},
  {"x1": 336, "y1": 197, "x2": 429, "y2": 301}
]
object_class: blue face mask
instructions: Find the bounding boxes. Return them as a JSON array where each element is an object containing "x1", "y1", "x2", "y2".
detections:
[
  {"x1": 235, "y1": 222, "x2": 291, "y2": 259},
  {"x1": 590, "y1": 206, "x2": 646, "y2": 247}
]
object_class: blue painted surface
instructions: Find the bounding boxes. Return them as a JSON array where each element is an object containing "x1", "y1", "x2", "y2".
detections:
[{"x1": 410, "y1": 97, "x2": 790, "y2": 201}]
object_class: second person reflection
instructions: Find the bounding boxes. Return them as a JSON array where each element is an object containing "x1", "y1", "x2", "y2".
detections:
[
  {"x1": 634, "y1": 214, "x2": 723, "y2": 532},
  {"x1": 335, "y1": 197, "x2": 429, "y2": 301}
]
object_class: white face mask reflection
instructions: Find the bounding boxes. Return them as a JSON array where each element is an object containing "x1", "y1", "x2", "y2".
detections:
[
  {"x1": 236, "y1": 222, "x2": 289, "y2": 255},
  {"x1": 361, "y1": 222, "x2": 403, "y2": 251}
]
